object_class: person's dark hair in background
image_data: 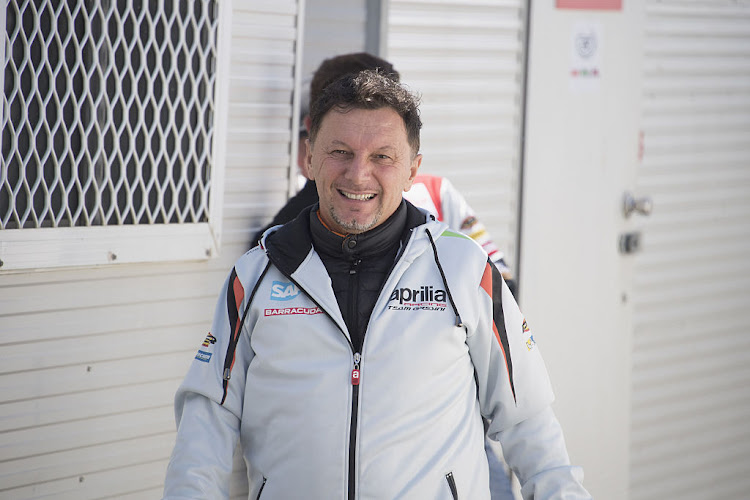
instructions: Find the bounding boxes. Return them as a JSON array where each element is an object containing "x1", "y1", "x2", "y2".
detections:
[{"x1": 309, "y1": 52, "x2": 400, "y2": 111}]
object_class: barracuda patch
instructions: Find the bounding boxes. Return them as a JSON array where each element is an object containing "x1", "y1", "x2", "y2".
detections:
[{"x1": 264, "y1": 307, "x2": 322, "y2": 316}]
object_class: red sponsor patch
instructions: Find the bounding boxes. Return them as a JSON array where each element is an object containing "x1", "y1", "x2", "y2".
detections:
[{"x1": 264, "y1": 307, "x2": 323, "y2": 317}]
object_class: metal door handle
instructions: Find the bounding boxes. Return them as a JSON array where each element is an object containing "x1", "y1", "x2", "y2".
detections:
[{"x1": 623, "y1": 192, "x2": 653, "y2": 218}]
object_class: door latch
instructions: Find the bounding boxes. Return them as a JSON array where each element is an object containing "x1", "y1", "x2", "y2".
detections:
[
  {"x1": 619, "y1": 232, "x2": 642, "y2": 254},
  {"x1": 623, "y1": 192, "x2": 653, "y2": 218}
]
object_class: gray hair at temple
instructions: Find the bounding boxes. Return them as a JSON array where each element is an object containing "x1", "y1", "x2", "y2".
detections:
[{"x1": 308, "y1": 69, "x2": 422, "y2": 158}]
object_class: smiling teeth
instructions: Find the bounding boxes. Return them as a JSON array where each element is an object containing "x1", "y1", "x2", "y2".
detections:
[{"x1": 342, "y1": 191, "x2": 375, "y2": 200}]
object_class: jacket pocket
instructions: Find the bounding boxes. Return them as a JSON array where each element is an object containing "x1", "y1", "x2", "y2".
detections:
[
  {"x1": 255, "y1": 476, "x2": 267, "y2": 500},
  {"x1": 445, "y1": 471, "x2": 458, "y2": 500}
]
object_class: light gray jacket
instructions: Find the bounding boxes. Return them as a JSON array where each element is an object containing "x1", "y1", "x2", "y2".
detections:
[{"x1": 163, "y1": 206, "x2": 590, "y2": 500}]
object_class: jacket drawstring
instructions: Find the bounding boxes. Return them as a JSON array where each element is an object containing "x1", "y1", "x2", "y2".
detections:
[
  {"x1": 221, "y1": 261, "x2": 272, "y2": 405},
  {"x1": 425, "y1": 229, "x2": 464, "y2": 328}
]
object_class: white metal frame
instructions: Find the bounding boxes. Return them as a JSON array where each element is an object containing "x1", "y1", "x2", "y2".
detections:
[
  {"x1": 0, "y1": 0, "x2": 232, "y2": 272},
  {"x1": 287, "y1": 0, "x2": 306, "y2": 200}
]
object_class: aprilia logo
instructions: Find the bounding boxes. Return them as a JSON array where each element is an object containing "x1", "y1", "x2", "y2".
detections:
[{"x1": 389, "y1": 285, "x2": 447, "y2": 305}]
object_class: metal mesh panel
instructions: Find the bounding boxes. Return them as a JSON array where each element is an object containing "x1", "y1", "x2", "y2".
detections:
[{"x1": 1, "y1": 0, "x2": 218, "y2": 229}]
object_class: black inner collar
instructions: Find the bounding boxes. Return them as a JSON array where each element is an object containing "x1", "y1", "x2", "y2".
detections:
[{"x1": 310, "y1": 200, "x2": 408, "y2": 261}]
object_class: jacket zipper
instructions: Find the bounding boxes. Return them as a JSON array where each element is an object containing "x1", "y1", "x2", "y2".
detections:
[
  {"x1": 349, "y1": 351, "x2": 361, "y2": 500},
  {"x1": 445, "y1": 472, "x2": 458, "y2": 500},
  {"x1": 265, "y1": 261, "x2": 362, "y2": 500},
  {"x1": 255, "y1": 477, "x2": 267, "y2": 499},
  {"x1": 348, "y1": 258, "x2": 361, "y2": 500}
]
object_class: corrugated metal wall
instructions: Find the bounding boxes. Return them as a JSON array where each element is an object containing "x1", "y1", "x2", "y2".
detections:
[
  {"x1": 225, "y1": 3, "x2": 304, "y2": 497},
  {"x1": 0, "y1": 2, "x2": 302, "y2": 498},
  {"x1": 386, "y1": 0, "x2": 528, "y2": 271},
  {"x1": 228, "y1": 1, "x2": 303, "y2": 249},
  {"x1": 631, "y1": 1, "x2": 750, "y2": 499},
  {"x1": 302, "y1": 0, "x2": 368, "y2": 86}
]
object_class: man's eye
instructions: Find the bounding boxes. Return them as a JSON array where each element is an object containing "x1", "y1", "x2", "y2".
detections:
[
  {"x1": 374, "y1": 154, "x2": 391, "y2": 160},
  {"x1": 332, "y1": 149, "x2": 350, "y2": 155}
]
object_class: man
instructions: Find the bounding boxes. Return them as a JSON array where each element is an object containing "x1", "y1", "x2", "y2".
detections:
[
  {"x1": 163, "y1": 71, "x2": 590, "y2": 499},
  {"x1": 254, "y1": 53, "x2": 517, "y2": 498},
  {"x1": 253, "y1": 52, "x2": 517, "y2": 290}
]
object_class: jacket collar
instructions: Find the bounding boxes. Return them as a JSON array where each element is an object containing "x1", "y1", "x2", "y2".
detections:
[
  {"x1": 262, "y1": 200, "x2": 432, "y2": 276},
  {"x1": 310, "y1": 200, "x2": 408, "y2": 262}
]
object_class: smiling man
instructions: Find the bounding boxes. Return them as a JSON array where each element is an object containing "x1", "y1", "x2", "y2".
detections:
[
  {"x1": 308, "y1": 105, "x2": 420, "y2": 234},
  {"x1": 163, "y1": 71, "x2": 591, "y2": 500},
  {"x1": 305, "y1": 73, "x2": 422, "y2": 236}
]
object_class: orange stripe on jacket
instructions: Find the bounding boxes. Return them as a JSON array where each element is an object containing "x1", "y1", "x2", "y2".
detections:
[
  {"x1": 480, "y1": 262, "x2": 515, "y2": 400},
  {"x1": 230, "y1": 276, "x2": 245, "y2": 370}
]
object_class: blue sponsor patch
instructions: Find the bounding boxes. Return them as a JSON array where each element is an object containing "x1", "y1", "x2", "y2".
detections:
[
  {"x1": 195, "y1": 350, "x2": 212, "y2": 363},
  {"x1": 270, "y1": 281, "x2": 300, "y2": 301}
]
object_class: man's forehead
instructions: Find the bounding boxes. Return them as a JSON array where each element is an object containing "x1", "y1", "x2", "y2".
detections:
[{"x1": 317, "y1": 107, "x2": 407, "y2": 140}]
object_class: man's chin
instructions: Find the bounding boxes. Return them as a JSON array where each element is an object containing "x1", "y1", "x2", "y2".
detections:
[{"x1": 332, "y1": 212, "x2": 380, "y2": 234}]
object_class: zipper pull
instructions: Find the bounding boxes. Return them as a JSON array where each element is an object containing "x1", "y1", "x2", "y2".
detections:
[
  {"x1": 349, "y1": 258, "x2": 361, "y2": 275},
  {"x1": 351, "y1": 352, "x2": 361, "y2": 385}
]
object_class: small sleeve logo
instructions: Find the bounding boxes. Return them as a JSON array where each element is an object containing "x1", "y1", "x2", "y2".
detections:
[
  {"x1": 202, "y1": 333, "x2": 217, "y2": 347},
  {"x1": 522, "y1": 319, "x2": 536, "y2": 351},
  {"x1": 195, "y1": 350, "x2": 212, "y2": 363}
]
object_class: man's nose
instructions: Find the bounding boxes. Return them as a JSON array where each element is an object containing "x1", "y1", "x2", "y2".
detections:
[{"x1": 344, "y1": 154, "x2": 371, "y2": 183}]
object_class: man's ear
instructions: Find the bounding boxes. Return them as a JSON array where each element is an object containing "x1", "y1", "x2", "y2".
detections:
[
  {"x1": 404, "y1": 153, "x2": 422, "y2": 191},
  {"x1": 302, "y1": 138, "x2": 314, "y2": 180}
]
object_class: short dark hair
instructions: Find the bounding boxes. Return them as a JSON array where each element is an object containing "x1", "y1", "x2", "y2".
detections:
[
  {"x1": 309, "y1": 70, "x2": 422, "y2": 156},
  {"x1": 310, "y1": 52, "x2": 400, "y2": 108}
]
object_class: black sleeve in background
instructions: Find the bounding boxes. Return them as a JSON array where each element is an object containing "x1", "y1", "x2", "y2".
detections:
[{"x1": 250, "y1": 180, "x2": 319, "y2": 248}]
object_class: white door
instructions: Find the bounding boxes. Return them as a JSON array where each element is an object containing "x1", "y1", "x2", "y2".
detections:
[
  {"x1": 630, "y1": 1, "x2": 750, "y2": 499},
  {"x1": 520, "y1": 2, "x2": 646, "y2": 499}
]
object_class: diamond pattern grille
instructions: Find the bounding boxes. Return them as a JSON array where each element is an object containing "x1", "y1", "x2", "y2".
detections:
[{"x1": 1, "y1": 0, "x2": 218, "y2": 229}]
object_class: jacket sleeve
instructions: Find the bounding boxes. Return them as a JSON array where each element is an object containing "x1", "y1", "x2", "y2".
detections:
[
  {"x1": 163, "y1": 265, "x2": 257, "y2": 499},
  {"x1": 498, "y1": 407, "x2": 590, "y2": 500},
  {"x1": 466, "y1": 261, "x2": 591, "y2": 500}
]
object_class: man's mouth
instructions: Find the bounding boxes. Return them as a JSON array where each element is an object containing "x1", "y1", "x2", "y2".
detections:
[{"x1": 339, "y1": 189, "x2": 376, "y2": 201}]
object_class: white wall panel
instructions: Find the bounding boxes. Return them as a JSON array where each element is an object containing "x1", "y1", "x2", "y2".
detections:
[
  {"x1": 631, "y1": 1, "x2": 750, "y2": 499},
  {"x1": 301, "y1": 0, "x2": 368, "y2": 97},
  {"x1": 0, "y1": 1, "x2": 303, "y2": 498},
  {"x1": 386, "y1": 0, "x2": 527, "y2": 271}
]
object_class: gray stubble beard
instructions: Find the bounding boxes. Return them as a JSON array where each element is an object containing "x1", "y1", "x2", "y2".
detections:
[{"x1": 329, "y1": 203, "x2": 383, "y2": 234}]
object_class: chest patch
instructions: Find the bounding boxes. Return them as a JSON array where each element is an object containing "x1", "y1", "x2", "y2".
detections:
[
  {"x1": 388, "y1": 285, "x2": 447, "y2": 311},
  {"x1": 270, "y1": 281, "x2": 300, "y2": 301}
]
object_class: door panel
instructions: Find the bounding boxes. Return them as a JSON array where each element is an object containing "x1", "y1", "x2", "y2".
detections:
[
  {"x1": 631, "y1": 2, "x2": 750, "y2": 499},
  {"x1": 520, "y1": 3, "x2": 646, "y2": 499}
]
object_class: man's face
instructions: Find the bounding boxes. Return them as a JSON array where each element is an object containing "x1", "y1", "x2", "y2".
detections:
[{"x1": 306, "y1": 107, "x2": 421, "y2": 234}]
